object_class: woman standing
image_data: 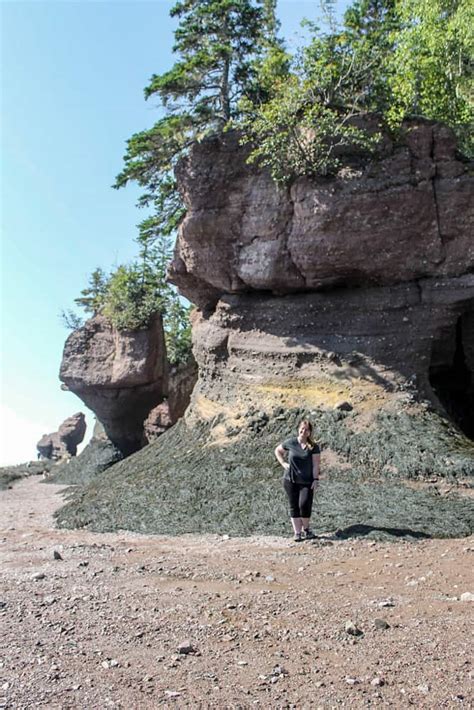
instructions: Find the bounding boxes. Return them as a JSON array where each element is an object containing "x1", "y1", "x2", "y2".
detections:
[{"x1": 274, "y1": 419, "x2": 321, "y2": 542}]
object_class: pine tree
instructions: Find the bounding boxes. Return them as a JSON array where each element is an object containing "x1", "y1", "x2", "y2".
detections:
[
  {"x1": 114, "y1": 0, "x2": 271, "y2": 240},
  {"x1": 73, "y1": 268, "x2": 108, "y2": 315}
]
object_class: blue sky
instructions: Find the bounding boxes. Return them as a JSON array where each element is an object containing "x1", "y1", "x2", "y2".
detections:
[{"x1": 1, "y1": 0, "x2": 350, "y2": 465}]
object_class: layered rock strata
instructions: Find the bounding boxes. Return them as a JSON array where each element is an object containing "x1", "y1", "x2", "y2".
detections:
[{"x1": 56, "y1": 121, "x2": 474, "y2": 538}]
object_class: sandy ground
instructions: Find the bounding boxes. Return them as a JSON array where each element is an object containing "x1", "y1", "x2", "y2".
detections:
[{"x1": 0, "y1": 477, "x2": 473, "y2": 709}]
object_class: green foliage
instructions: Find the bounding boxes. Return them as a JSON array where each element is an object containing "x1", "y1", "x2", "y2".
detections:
[
  {"x1": 239, "y1": 0, "x2": 473, "y2": 181},
  {"x1": 148, "y1": 0, "x2": 264, "y2": 126},
  {"x1": 63, "y1": 234, "x2": 192, "y2": 365},
  {"x1": 114, "y1": 0, "x2": 271, "y2": 239},
  {"x1": 239, "y1": 22, "x2": 382, "y2": 182},
  {"x1": 102, "y1": 263, "x2": 163, "y2": 331},
  {"x1": 387, "y1": 0, "x2": 474, "y2": 155},
  {"x1": 60, "y1": 309, "x2": 84, "y2": 331},
  {"x1": 164, "y1": 296, "x2": 192, "y2": 366},
  {"x1": 74, "y1": 267, "x2": 109, "y2": 315},
  {"x1": 343, "y1": 0, "x2": 400, "y2": 113}
]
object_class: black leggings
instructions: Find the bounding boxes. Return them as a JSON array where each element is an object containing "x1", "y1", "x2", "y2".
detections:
[{"x1": 283, "y1": 479, "x2": 314, "y2": 518}]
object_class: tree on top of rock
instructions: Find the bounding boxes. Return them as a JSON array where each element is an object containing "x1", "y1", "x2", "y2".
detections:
[
  {"x1": 147, "y1": 0, "x2": 264, "y2": 128},
  {"x1": 387, "y1": 0, "x2": 473, "y2": 156},
  {"x1": 114, "y1": 0, "x2": 273, "y2": 239}
]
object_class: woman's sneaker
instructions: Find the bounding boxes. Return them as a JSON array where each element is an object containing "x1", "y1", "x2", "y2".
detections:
[
  {"x1": 293, "y1": 532, "x2": 303, "y2": 542},
  {"x1": 303, "y1": 528, "x2": 316, "y2": 540}
]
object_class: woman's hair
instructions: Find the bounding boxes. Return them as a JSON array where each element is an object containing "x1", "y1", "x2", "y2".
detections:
[{"x1": 298, "y1": 419, "x2": 315, "y2": 448}]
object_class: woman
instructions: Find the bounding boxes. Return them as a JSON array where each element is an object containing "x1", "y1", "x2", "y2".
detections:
[{"x1": 274, "y1": 419, "x2": 321, "y2": 542}]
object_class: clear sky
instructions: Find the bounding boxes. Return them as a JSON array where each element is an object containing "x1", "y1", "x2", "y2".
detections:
[{"x1": 1, "y1": 0, "x2": 350, "y2": 466}]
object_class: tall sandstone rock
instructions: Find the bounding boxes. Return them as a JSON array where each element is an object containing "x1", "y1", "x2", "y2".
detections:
[
  {"x1": 60, "y1": 314, "x2": 168, "y2": 455},
  {"x1": 56, "y1": 121, "x2": 474, "y2": 538}
]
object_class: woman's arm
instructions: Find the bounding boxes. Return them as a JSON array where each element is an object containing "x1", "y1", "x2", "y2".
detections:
[
  {"x1": 274, "y1": 444, "x2": 289, "y2": 471},
  {"x1": 312, "y1": 453, "x2": 321, "y2": 489}
]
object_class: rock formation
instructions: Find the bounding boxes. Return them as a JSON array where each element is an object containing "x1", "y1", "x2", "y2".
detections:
[
  {"x1": 170, "y1": 121, "x2": 473, "y2": 307},
  {"x1": 144, "y1": 359, "x2": 198, "y2": 442},
  {"x1": 37, "y1": 412, "x2": 86, "y2": 460},
  {"x1": 56, "y1": 120, "x2": 474, "y2": 538},
  {"x1": 169, "y1": 120, "x2": 474, "y2": 439},
  {"x1": 59, "y1": 314, "x2": 197, "y2": 456},
  {"x1": 60, "y1": 314, "x2": 168, "y2": 455}
]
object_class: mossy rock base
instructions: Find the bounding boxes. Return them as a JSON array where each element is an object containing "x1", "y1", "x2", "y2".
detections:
[
  {"x1": 54, "y1": 407, "x2": 474, "y2": 539},
  {"x1": 46, "y1": 438, "x2": 123, "y2": 487}
]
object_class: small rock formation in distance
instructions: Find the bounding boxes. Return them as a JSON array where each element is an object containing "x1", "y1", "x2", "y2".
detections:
[{"x1": 37, "y1": 412, "x2": 86, "y2": 460}]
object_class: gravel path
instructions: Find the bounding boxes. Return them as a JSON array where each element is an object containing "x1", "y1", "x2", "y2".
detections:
[{"x1": 1, "y1": 477, "x2": 473, "y2": 708}]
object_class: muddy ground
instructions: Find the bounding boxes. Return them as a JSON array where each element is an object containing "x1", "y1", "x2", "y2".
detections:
[{"x1": 1, "y1": 477, "x2": 473, "y2": 709}]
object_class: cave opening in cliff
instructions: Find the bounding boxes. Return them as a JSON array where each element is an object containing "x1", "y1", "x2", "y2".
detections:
[{"x1": 429, "y1": 316, "x2": 474, "y2": 440}]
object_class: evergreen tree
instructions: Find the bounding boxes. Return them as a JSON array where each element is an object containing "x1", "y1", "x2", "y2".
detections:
[
  {"x1": 164, "y1": 295, "x2": 193, "y2": 365},
  {"x1": 60, "y1": 309, "x2": 84, "y2": 331},
  {"x1": 114, "y1": 0, "x2": 270, "y2": 239},
  {"x1": 73, "y1": 267, "x2": 108, "y2": 315},
  {"x1": 148, "y1": 0, "x2": 264, "y2": 127}
]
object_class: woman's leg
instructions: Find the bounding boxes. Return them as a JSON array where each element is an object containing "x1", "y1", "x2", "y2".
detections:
[
  {"x1": 283, "y1": 480, "x2": 303, "y2": 534},
  {"x1": 299, "y1": 486, "x2": 314, "y2": 532}
]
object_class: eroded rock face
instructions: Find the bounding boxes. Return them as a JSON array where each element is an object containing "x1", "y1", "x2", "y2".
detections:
[
  {"x1": 60, "y1": 315, "x2": 168, "y2": 455},
  {"x1": 189, "y1": 277, "x2": 473, "y2": 425},
  {"x1": 170, "y1": 121, "x2": 473, "y2": 442},
  {"x1": 144, "y1": 358, "x2": 198, "y2": 443},
  {"x1": 37, "y1": 412, "x2": 86, "y2": 460},
  {"x1": 55, "y1": 120, "x2": 474, "y2": 539},
  {"x1": 169, "y1": 121, "x2": 473, "y2": 309}
]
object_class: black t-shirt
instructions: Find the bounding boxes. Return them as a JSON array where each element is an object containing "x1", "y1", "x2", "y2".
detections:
[{"x1": 282, "y1": 437, "x2": 320, "y2": 484}]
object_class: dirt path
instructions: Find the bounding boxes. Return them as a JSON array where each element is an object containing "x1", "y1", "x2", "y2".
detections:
[{"x1": 1, "y1": 477, "x2": 473, "y2": 709}]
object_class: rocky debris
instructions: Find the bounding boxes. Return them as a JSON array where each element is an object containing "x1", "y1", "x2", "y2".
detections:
[
  {"x1": 459, "y1": 592, "x2": 474, "y2": 602},
  {"x1": 374, "y1": 618, "x2": 390, "y2": 630},
  {"x1": 2, "y1": 477, "x2": 473, "y2": 709},
  {"x1": 53, "y1": 550, "x2": 63, "y2": 561},
  {"x1": 177, "y1": 640, "x2": 197, "y2": 655},
  {"x1": 37, "y1": 413, "x2": 86, "y2": 460},
  {"x1": 60, "y1": 314, "x2": 168, "y2": 455},
  {"x1": 335, "y1": 401, "x2": 353, "y2": 412},
  {"x1": 31, "y1": 572, "x2": 46, "y2": 581},
  {"x1": 344, "y1": 620, "x2": 363, "y2": 637}
]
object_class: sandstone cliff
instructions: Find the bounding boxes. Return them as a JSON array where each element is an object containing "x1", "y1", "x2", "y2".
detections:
[{"x1": 56, "y1": 121, "x2": 474, "y2": 538}]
